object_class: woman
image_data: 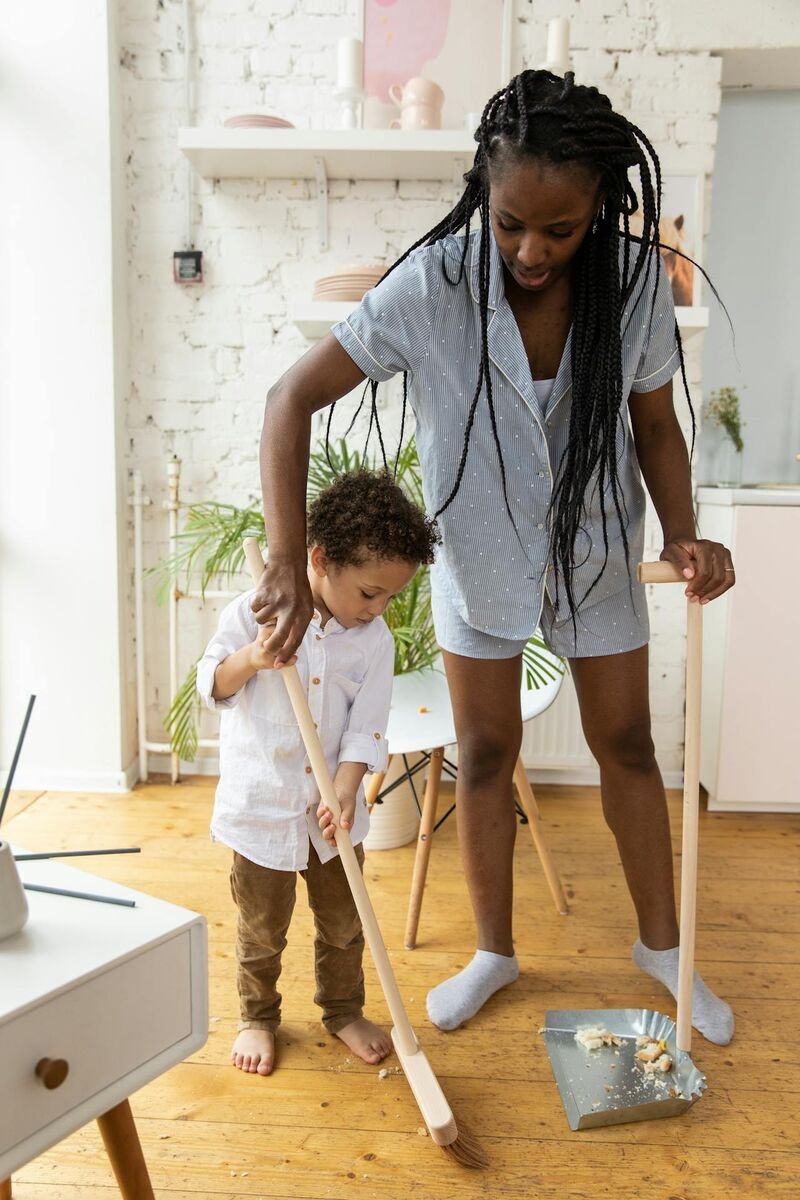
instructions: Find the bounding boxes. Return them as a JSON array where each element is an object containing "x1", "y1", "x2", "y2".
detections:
[{"x1": 252, "y1": 71, "x2": 735, "y2": 1044}]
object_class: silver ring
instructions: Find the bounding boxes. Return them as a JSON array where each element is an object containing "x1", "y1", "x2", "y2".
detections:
[{"x1": 724, "y1": 567, "x2": 735, "y2": 573}]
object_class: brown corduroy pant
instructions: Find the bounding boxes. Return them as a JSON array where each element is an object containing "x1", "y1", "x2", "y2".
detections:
[{"x1": 230, "y1": 843, "x2": 366, "y2": 1036}]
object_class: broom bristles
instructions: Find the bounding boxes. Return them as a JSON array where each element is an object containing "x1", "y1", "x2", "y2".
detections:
[{"x1": 438, "y1": 1121, "x2": 489, "y2": 1170}]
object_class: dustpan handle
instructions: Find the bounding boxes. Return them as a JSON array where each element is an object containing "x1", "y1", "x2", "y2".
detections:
[
  {"x1": 243, "y1": 538, "x2": 418, "y2": 1057},
  {"x1": 638, "y1": 561, "x2": 701, "y2": 1053}
]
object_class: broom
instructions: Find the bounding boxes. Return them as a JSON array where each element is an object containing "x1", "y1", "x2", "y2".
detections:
[{"x1": 243, "y1": 538, "x2": 486, "y2": 1169}]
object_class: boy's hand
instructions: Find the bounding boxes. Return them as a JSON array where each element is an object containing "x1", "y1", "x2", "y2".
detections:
[
  {"x1": 318, "y1": 792, "x2": 356, "y2": 845},
  {"x1": 249, "y1": 621, "x2": 297, "y2": 671}
]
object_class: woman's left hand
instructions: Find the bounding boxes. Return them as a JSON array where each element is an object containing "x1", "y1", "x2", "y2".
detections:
[{"x1": 660, "y1": 537, "x2": 736, "y2": 604}]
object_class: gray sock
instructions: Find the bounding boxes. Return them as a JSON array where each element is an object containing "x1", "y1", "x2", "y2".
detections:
[
  {"x1": 632, "y1": 938, "x2": 734, "y2": 1045},
  {"x1": 426, "y1": 949, "x2": 519, "y2": 1031}
]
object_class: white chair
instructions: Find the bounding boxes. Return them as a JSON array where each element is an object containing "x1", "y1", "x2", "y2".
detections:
[{"x1": 366, "y1": 655, "x2": 570, "y2": 949}]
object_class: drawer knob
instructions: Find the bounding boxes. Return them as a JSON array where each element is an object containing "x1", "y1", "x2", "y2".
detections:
[{"x1": 35, "y1": 1057, "x2": 69, "y2": 1089}]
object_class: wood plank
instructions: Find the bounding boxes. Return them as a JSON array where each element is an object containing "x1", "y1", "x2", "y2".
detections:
[
  {"x1": 15, "y1": 1119, "x2": 800, "y2": 1198},
  {"x1": 188, "y1": 1018, "x2": 800, "y2": 1092}
]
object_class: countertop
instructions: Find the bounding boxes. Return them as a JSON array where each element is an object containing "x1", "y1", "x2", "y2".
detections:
[{"x1": 696, "y1": 485, "x2": 800, "y2": 507}]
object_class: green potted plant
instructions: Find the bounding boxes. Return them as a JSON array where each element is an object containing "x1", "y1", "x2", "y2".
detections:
[
  {"x1": 156, "y1": 438, "x2": 564, "y2": 771},
  {"x1": 703, "y1": 386, "x2": 745, "y2": 486}
]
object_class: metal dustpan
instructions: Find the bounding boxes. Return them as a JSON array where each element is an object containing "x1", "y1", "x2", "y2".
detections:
[{"x1": 541, "y1": 561, "x2": 708, "y2": 1130}]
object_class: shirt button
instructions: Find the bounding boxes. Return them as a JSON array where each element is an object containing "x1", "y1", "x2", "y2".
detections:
[
  {"x1": 305, "y1": 805, "x2": 311, "y2": 814},
  {"x1": 315, "y1": 634, "x2": 321, "y2": 641},
  {"x1": 537, "y1": 523, "x2": 545, "y2": 530},
  {"x1": 538, "y1": 470, "x2": 545, "y2": 478},
  {"x1": 312, "y1": 677, "x2": 320, "y2": 685},
  {"x1": 304, "y1": 765, "x2": 312, "y2": 774},
  {"x1": 373, "y1": 732, "x2": 381, "y2": 740}
]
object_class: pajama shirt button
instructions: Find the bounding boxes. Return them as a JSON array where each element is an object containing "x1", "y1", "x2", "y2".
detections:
[
  {"x1": 304, "y1": 765, "x2": 312, "y2": 774},
  {"x1": 373, "y1": 732, "x2": 381, "y2": 739},
  {"x1": 312, "y1": 677, "x2": 320, "y2": 685}
]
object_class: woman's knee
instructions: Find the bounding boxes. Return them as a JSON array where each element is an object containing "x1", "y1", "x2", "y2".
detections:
[
  {"x1": 583, "y1": 718, "x2": 656, "y2": 773},
  {"x1": 457, "y1": 726, "x2": 521, "y2": 789}
]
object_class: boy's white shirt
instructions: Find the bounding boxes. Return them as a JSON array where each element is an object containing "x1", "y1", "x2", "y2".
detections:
[{"x1": 197, "y1": 588, "x2": 395, "y2": 871}]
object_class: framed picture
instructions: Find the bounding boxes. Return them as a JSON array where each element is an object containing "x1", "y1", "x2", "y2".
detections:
[
  {"x1": 629, "y1": 173, "x2": 705, "y2": 309},
  {"x1": 357, "y1": 0, "x2": 513, "y2": 132}
]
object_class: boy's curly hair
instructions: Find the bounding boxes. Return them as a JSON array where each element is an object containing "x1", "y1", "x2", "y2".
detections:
[{"x1": 307, "y1": 470, "x2": 440, "y2": 568}]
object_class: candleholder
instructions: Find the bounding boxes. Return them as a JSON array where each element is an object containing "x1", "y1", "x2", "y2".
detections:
[{"x1": 333, "y1": 86, "x2": 364, "y2": 130}]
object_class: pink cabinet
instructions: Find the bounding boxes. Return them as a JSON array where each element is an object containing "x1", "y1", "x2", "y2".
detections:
[{"x1": 697, "y1": 488, "x2": 800, "y2": 811}]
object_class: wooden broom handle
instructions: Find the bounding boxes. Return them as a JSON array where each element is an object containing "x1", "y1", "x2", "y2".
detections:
[
  {"x1": 243, "y1": 539, "x2": 418, "y2": 1057},
  {"x1": 638, "y1": 560, "x2": 701, "y2": 1053}
]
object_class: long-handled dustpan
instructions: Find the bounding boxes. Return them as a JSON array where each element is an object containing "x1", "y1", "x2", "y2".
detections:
[
  {"x1": 243, "y1": 539, "x2": 486, "y2": 1167},
  {"x1": 541, "y1": 560, "x2": 707, "y2": 1130}
]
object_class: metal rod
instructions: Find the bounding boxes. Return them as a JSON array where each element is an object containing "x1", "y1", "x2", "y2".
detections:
[
  {"x1": 133, "y1": 470, "x2": 149, "y2": 782},
  {"x1": 23, "y1": 883, "x2": 136, "y2": 909},
  {"x1": 167, "y1": 457, "x2": 181, "y2": 783},
  {"x1": 0, "y1": 694, "x2": 37, "y2": 827},
  {"x1": 15, "y1": 848, "x2": 141, "y2": 862}
]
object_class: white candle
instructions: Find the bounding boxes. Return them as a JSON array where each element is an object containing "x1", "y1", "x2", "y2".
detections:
[
  {"x1": 546, "y1": 17, "x2": 570, "y2": 68},
  {"x1": 337, "y1": 36, "x2": 363, "y2": 92}
]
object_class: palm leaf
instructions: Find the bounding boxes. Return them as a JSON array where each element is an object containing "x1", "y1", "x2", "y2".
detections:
[
  {"x1": 522, "y1": 635, "x2": 567, "y2": 691},
  {"x1": 164, "y1": 660, "x2": 201, "y2": 762}
]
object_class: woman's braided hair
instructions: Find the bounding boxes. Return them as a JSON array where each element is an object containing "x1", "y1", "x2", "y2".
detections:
[{"x1": 331, "y1": 69, "x2": 711, "y2": 618}]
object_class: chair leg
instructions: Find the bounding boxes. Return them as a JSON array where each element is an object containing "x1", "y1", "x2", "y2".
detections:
[
  {"x1": 1, "y1": 1178, "x2": 12, "y2": 1200},
  {"x1": 365, "y1": 759, "x2": 390, "y2": 812},
  {"x1": 404, "y1": 746, "x2": 444, "y2": 949},
  {"x1": 513, "y1": 756, "x2": 570, "y2": 916}
]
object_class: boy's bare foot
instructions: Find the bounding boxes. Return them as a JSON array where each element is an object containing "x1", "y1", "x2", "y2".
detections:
[
  {"x1": 335, "y1": 1017, "x2": 392, "y2": 1064},
  {"x1": 231, "y1": 1029, "x2": 275, "y2": 1075}
]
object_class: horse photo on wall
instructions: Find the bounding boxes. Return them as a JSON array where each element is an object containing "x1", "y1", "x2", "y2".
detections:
[{"x1": 629, "y1": 173, "x2": 704, "y2": 309}]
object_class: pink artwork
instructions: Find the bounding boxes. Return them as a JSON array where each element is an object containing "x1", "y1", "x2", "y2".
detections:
[
  {"x1": 361, "y1": 0, "x2": 510, "y2": 130},
  {"x1": 364, "y1": 0, "x2": 451, "y2": 104}
]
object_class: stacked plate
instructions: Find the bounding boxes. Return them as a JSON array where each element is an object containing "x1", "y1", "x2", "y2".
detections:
[
  {"x1": 223, "y1": 114, "x2": 295, "y2": 129},
  {"x1": 312, "y1": 264, "x2": 386, "y2": 302}
]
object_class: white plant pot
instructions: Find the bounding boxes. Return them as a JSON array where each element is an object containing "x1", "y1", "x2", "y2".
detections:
[{"x1": 363, "y1": 753, "x2": 425, "y2": 851}]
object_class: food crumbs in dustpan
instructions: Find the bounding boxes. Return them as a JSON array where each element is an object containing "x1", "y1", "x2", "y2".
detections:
[
  {"x1": 574, "y1": 1027, "x2": 624, "y2": 1050},
  {"x1": 635, "y1": 1035, "x2": 673, "y2": 1074}
]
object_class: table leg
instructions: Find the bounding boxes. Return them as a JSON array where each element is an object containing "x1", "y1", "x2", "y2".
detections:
[
  {"x1": 1, "y1": 1177, "x2": 12, "y2": 1199},
  {"x1": 513, "y1": 757, "x2": 569, "y2": 915},
  {"x1": 404, "y1": 746, "x2": 443, "y2": 949},
  {"x1": 96, "y1": 1098, "x2": 155, "y2": 1200}
]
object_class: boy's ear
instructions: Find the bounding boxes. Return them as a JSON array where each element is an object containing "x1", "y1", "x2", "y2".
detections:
[{"x1": 309, "y1": 544, "x2": 329, "y2": 578}]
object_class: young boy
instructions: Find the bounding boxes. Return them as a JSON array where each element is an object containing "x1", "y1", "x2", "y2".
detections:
[{"x1": 198, "y1": 470, "x2": 439, "y2": 1077}]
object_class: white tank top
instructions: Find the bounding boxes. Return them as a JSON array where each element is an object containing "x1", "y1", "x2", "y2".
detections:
[{"x1": 534, "y1": 377, "x2": 556, "y2": 416}]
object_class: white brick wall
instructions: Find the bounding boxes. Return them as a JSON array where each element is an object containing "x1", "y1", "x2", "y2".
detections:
[{"x1": 120, "y1": 0, "x2": 771, "y2": 776}]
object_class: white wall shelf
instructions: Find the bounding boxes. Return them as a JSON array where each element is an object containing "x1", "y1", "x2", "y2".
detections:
[
  {"x1": 179, "y1": 127, "x2": 473, "y2": 250},
  {"x1": 290, "y1": 301, "x2": 711, "y2": 341},
  {"x1": 178, "y1": 127, "x2": 476, "y2": 182}
]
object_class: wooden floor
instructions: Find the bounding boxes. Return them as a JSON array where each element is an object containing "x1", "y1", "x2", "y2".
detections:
[{"x1": 4, "y1": 780, "x2": 800, "y2": 1199}]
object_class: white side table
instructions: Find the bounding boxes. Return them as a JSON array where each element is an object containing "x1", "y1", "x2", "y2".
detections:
[{"x1": 0, "y1": 852, "x2": 208, "y2": 1197}]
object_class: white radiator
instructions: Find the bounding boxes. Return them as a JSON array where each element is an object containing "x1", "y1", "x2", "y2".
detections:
[{"x1": 522, "y1": 673, "x2": 599, "y2": 784}]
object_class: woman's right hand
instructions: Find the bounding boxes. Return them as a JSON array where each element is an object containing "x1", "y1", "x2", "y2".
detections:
[{"x1": 249, "y1": 557, "x2": 314, "y2": 667}]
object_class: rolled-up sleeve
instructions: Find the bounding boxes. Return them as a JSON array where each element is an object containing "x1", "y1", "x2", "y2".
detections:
[
  {"x1": 196, "y1": 591, "x2": 258, "y2": 711},
  {"x1": 331, "y1": 243, "x2": 443, "y2": 381},
  {"x1": 338, "y1": 629, "x2": 395, "y2": 774},
  {"x1": 632, "y1": 257, "x2": 680, "y2": 393}
]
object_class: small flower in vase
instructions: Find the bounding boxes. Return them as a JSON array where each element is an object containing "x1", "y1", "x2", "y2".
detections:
[{"x1": 704, "y1": 386, "x2": 745, "y2": 485}]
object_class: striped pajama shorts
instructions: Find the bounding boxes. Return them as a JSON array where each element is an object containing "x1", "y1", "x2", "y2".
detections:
[{"x1": 431, "y1": 574, "x2": 650, "y2": 661}]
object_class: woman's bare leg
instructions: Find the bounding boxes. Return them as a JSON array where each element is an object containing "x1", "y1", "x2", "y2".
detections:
[
  {"x1": 569, "y1": 645, "x2": 679, "y2": 948},
  {"x1": 426, "y1": 650, "x2": 523, "y2": 1029},
  {"x1": 571, "y1": 645, "x2": 733, "y2": 1043}
]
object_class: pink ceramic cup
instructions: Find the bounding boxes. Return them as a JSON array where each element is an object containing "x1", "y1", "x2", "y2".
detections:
[{"x1": 389, "y1": 77, "x2": 445, "y2": 110}]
